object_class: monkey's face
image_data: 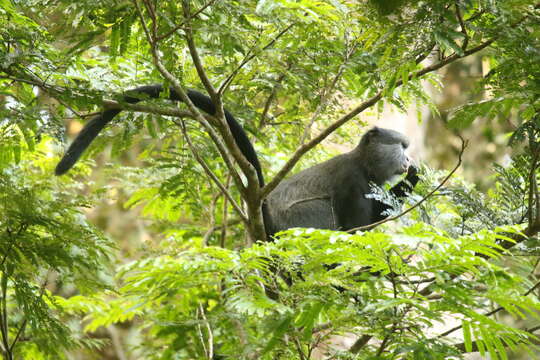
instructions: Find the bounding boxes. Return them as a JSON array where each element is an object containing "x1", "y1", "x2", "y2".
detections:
[
  {"x1": 396, "y1": 152, "x2": 412, "y2": 175},
  {"x1": 361, "y1": 127, "x2": 412, "y2": 185}
]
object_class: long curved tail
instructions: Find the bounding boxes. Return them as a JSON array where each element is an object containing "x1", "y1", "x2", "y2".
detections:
[{"x1": 55, "y1": 85, "x2": 265, "y2": 187}]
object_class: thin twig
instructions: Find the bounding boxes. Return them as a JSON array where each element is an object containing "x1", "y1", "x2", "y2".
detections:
[
  {"x1": 196, "y1": 310, "x2": 208, "y2": 358},
  {"x1": 218, "y1": 23, "x2": 296, "y2": 96},
  {"x1": 454, "y1": 0, "x2": 469, "y2": 50},
  {"x1": 397, "y1": 277, "x2": 436, "y2": 285},
  {"x1": 156, "y1": 0, "x2": 220, "y2": 42},
  {"x1": 0, "y1": 273, "x2": 10, "y2": 360},
  {"x1": 10, "y1": 272, "x2": 50, "y2": 354},
  {"x1": 531, "y1": 133, "x2": 540, "y2": 226},
  {"x1": 0, "y1": 75, "x2": 85, "y2": 119},
  {"x1": 142, "y1": 0, "x2": 158, "y2": 38},
  {"x1": 437, "y1": 278, "x2": 540, "y2": 338},
  {"x1": 198, "y1": 304, "x2": 214, "y2": 359},
  {"x1": 300, "y1": 42, "x2": 357, "y2": 144},
  {"x1": 527, "y1": 142, "x2": 540, "y2": 227},
  {"x1": 259, "y1": 72, "x2": 287, "y2": 128},
  {"x1": 203, "y1": 193, "x2": 221, "y2": 245},
  {"x1": 177, "y1": 120, "x2": 247, "y2": 222},
  {"x1": 293, "y1": 336, "x2": 307, "y2": 360},
  {"x1": 182, "y1": 0, "x2": 218, "y2": 100},
  {"x1": 465, "y1": 9, "x2": 486, "y2": 22},
  {"x1": 220, "y1": 175, "x2": 232, "y2": 247},
  {"x1": 373, "y1": 257, "x2": 399, "y2": 356},
  {"x1": 1, "y1": 224, "x2": 26, "y2": 268}
]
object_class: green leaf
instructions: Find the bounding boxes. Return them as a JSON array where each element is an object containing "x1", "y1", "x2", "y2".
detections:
[
  {"x1": 261, "y1": 314, "x2": 293, "y2": 355},
  {"x1": 463, "y1": 320, "x2": 473, "y2": 353}
]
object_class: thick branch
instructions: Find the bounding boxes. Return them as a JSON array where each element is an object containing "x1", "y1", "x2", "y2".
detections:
[
  {"x1": 134, "y1": 0, "x2": 248, "y2": 190},
  {"x1": 178, "y1": 0, "x2": 270, "y2": 240},
  {"x1": 179, "y1": 0, "x2": 261, "y2": 197},
  {"x1": 349, "y1": 334, "x2": 372, "y2": 353},
  {"x1": 102, "y1": 99, "x2": 193, "y2": 118}
]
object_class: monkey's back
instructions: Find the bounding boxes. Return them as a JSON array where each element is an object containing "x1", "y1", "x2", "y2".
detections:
[{"x1": 265, "y1": 151, "x2": 366, "y2": 234}]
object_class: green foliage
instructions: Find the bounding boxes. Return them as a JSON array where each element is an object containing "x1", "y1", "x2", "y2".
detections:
[
  {"x1": 74, "y1": 218, "x2": 538, "y2": 359},
  {"x1": 0, "y1": 138, "x2": 113, "y2": 357},
  {"x1": 1, "y1": 0, "x2": 540, "y2": 359}
]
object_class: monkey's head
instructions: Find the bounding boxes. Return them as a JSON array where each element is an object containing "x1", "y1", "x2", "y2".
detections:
[{"x1": 358, "y1": 127, "x2": 412, "y2": 185}]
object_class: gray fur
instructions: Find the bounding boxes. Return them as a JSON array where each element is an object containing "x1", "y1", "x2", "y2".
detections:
[{"x1": 265, "y1": 127, "x2": 417, "y2": 235}]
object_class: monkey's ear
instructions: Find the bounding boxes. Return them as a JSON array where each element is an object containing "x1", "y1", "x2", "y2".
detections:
[
  {"x1": 364, "y1": 127, "x2": 379, "y2": 142},
  {"x1": 369, "y1": 127, "x2": 382, "y2": 136}
]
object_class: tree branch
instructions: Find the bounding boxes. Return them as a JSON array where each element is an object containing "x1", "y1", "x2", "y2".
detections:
[
  {"x1": 436, "y1": 277, "x2": 540, "y2": 339},
  {"x1": 178, "y1": 0, "x2": 260, "y2": 188},
  {"x1": 203, "y1": 193, "x2": 220, "y2": 245},
  {"x1": 259, "y1": 72, "x2": 287, "y2": 128},
  {"x1": 102, "y1": 99, "x2": 193, "y2": 118},
  {"x1": 348, "y1": 334, "x2": 371, "y2": 353},
  {"x1": 9, "y1": 272, "x2": 50, "y2": 354},
  {"x1": 182, "y1": 0, "x2": 218, "y2": 101},
  {"x1": 156, "y1": 0, "x2": 220, "y2": 42},
  {"x1": 300, "y1": 41, "x2": 357, "y2": 144},
  {"x1": 134, "y1": 4, "x2": 251, "y2": 208},
  {"x1": 454, "y1": 0, "x2": 469, "y2": 50},
  {"x1": 134, "y1": 0, "x2": 250, "y2": 191},
  {"x1": 178, "y1": 0, "x2": 267, "y2": 240},
  {"x1": 198, "y1": 303, "x2": 214, "y2": 359},
  {"x1": 218, "y1": 23, "x2": 295, "y2": 96},
  {"x1": 177, "y1": 120, "x2": 247, "y2": 222},
  {"x1": 0, "y1": 273, "x2": 10, "y2": 360},
  {"x1": 220, "y1": 175, "x2": 232, "y2": 247}
]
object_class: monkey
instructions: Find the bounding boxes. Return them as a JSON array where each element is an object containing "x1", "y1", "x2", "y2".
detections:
[
  {"x1": 55, "y1": 84, "x2": 418, "y2": 238},
  {"x1": 265, "y1": 127, "x2": 418, "y2": 234}
]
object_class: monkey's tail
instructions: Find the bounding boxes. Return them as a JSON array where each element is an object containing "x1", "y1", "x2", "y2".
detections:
[{"x1": 55, "y1": 85, "x2": 265, "y2": 187}]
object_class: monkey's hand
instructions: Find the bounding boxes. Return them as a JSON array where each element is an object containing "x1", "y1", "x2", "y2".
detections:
[
  {"x1": 391, "y1": 164, "x2": 419, "y2": 198},
  {"x1": 405, "y1": 164, "x2": 419, "y2": 188}
]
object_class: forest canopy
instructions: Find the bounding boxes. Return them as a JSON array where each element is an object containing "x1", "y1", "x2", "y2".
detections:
[{"x1": 1, "y1": 0, "x2": 540, "y2": 359}]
